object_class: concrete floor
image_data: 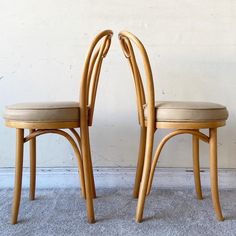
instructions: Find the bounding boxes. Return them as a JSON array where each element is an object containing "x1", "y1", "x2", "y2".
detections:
[{"x1": 0, "y1": 188, "x2": 236, "y2": 236}]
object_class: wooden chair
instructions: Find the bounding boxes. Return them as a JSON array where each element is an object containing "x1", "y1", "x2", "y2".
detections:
[
  {"x1": 4, "y1": 29, "x2": 113, "y2": 224},
  {"x1": 119, "y1": 31, "x2": 228, "y2": 222}
]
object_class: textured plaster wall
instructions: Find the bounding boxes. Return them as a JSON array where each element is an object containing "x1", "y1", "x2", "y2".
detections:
[{"x1": 0, "y1": 0, "x2": 235, "y2": 168}]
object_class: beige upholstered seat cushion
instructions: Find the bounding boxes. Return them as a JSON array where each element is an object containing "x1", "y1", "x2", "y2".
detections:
[
  {"x1": 144, "y1": 101, "x2": 228, "y2": 122},
  {"x1": 4, "y1": 102, "x2": 81, "y2": 122}
]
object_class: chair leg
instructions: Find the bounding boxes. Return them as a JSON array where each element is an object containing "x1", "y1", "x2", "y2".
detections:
[
  {"x1": 12, "y1": 129, "x2": 24, "y2": 224},
  {"x1": 133, "y1": 127, "x2": 147, "y2": 198},
  {"x1": 136, "y1": 130, "x2": 154, "y2": 223},
  {"x1": 29, "y1": 129, "x2": 36, "y2": 201},
  {"x1": 192, "y1": 133, "x2": 203, "y2": 200},
  {"x1": 209, "y1": 128, "x2": 224, "y2": 221},
  {"x1": 81, "y1": 126, "x2": 95, "y2": 223},
  {"x1": 87, "y1": 131, "x2": 96, "y2": 199}
]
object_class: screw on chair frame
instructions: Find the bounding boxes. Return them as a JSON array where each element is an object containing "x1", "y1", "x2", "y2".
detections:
[
  {"x1": 119, "y1": 31, "x2": 225, "y2": 223},
  {"x1": 5, "y1": 29, "x2": 113, "y2": 224}
]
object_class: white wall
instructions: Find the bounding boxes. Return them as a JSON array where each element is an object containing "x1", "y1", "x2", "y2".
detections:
[{"x1": 0, "y1": 0, "x2": 235, "y2": 168}]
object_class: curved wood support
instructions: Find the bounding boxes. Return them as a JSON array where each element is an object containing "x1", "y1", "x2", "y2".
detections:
[
  {"x1": 69, "y1": 128, "x2": 96, "y2": 199},
  {"x1": 88, "y1": 36, "x2": 112, "y2": 126},
  {"x1": 70, "y1": 128, "x2": 82, "y2": 151},
  {"x1": 119, "y1": 34, "x2": 147, "y2": 128},
  {"x1": 24, "y1": 129, "x2": 86, "y2": 198},
  {"x1": 147, "y1": 129, "x2": 209, "y2": 195}
]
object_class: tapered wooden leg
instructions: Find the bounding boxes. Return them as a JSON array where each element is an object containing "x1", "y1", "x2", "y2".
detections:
[
  {"x1": 87, "y1": 131, "x2": 96, "y2": 199},
  {"x1": 192, "y1": 133, "x2": 203, "y2": 200},
  {"x1": 133, "y1": 127, "x2": 147, "y2": 198},
  {"x1": 136, "y1": 130, "x2": 154, "y2": 223},
  {"x1": 12, "y1": 129, "x2": 24, "y2": 224},
  {"x1": 29, "y1": 129, "x2": 36, "y2": 201},
  {"x1": 209, "y1": 128, "x2": 224, "y2": 221},
  {"x1": 81, "y1": 126, "x2": 95, "y2": 223}
]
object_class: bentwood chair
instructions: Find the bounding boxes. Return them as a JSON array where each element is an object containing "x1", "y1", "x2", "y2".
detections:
[
  {"x1": 4, "y1": 29, "x2": 113, "y2": 224},
  {"x1": 119, "y1": 31, "x2": 228, "y2": 223}
]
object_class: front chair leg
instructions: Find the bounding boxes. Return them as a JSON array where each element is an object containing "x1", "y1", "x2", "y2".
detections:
[
  {"x1": 29, "y1": 129, "x2": 36, "y2": 201},
  {"x1": 209, "y1": 128, "x2": 224, "y2": 221},
  {"x1": 133, "y1": 126, "x2": 147, "y2": 198},
  {"x1": 192, "y1": 133, "x2": 203, "y2": 200},
  {"x1": 136, "y1": 131, "x2": 154, "y2": 223},
  {"x1": 87, "y1": 131, "x2": 96, "y2": 199},
  {"x1": 81, "y1": 127, "x2": 95, "y2": 223},
  {"x1": 12, "y1": 129, "x2": 24, "y2": 224}
]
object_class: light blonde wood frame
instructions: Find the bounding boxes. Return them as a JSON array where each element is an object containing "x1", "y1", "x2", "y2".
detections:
[
  {"x1": 119, "y1": 31, "x2": 225, "y2": 222},
  {"x1": 5, "y1": 29, "x2": 113, "y2": 224}
]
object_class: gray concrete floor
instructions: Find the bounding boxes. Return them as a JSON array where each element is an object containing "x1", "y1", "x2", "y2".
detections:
[{"x1": 0, "y1": 188, "x2": 236, "y2": 236}]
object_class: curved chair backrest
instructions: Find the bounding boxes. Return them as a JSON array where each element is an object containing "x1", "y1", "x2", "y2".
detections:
[
  {"x1": 118, "y1": 31, "x2": 155, "y2": 128},
  {"x1": 80, "y1": 30, "x2": 113, "y2": 126}
]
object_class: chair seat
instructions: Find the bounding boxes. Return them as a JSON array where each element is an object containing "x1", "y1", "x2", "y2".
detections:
[
  {"x1": 4, "y1": 102, "x2": 81, "y2": 122},
  {"x1": 144, "y1": 101, "x2": 228, "y2": 122}
]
